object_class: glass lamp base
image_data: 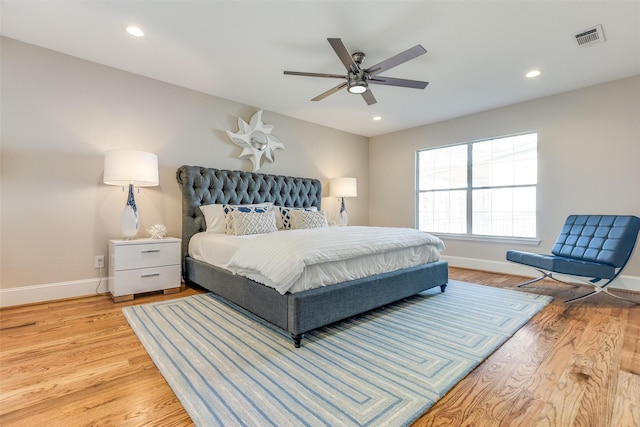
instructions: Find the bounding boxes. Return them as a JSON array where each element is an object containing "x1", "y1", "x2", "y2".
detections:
[
  {"x1": 337, "y1": 209, "x2": 348, "y2": 227},
  {"x1": 121, "y1": 184, "x2": 139, "y2": 239},
  {"x1": 121, "y1": 204, "x2": 139, "y2": 239}
]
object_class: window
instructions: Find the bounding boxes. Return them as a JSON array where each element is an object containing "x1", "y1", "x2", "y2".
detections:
[{"x1": 417, "y1": 132, "x2": 537, "y2": 238}]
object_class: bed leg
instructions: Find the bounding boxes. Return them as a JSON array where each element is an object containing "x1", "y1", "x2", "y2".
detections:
[
  {"x1": 292, "y1": 334, "x2": 303, "y2": 348},
  {"x1": 440, "y1": 283, "x2": 447, "y2": 293}
]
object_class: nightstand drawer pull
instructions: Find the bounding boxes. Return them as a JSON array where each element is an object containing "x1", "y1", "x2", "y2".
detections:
[
  {"x1": 141, "y1": 249, "x2": 161, "y2": 253},
  {"x1": 141, "y1": 273, "x2": 161, "y2": 278}
]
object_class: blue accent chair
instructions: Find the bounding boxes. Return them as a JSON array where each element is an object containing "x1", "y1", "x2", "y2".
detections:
[{"x1": 506, "y1": 215, "x2": 640, "y2": 303}]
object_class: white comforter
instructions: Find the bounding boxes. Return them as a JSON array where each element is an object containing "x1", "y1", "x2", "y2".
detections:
[{"x1": 224, "y1": 226, "x2": 444, "y2": 294}]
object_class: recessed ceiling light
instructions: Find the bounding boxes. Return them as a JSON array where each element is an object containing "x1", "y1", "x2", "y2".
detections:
[
  {"x1": 126, "y1": 26, "x2": 144, "y2": 37},
  {"x1": 526, "y1": 70, "x2": 542, "y2": 78},
  {"x1": 373, "y1": 116, "x2": 382, "y2": 121}
]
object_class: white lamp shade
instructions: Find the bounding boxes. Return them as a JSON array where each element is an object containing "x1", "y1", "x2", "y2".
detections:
[
  {"x1": 104, "y1": 150, "x2": 159, "y2": 187},
  {"x1": 329, "y1": 177, "x2": 357, "y2": 198}
]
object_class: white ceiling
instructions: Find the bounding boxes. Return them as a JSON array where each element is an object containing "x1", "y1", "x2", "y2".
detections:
[{"x1": 2, "y1": 1, "x2": 639, "y2": 137}]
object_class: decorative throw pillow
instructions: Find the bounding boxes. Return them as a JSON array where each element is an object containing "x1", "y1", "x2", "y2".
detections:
[
  {"x1": 276, "y1": 206, "x2": 318, "y2": 230},
  {"x1": 199, "y1": 204, "x2": 226, "y2": 233},
  {"x1": 290, "y1": 210, "x2": 328, "y2": 230},
  {"x1": 227, "y1": 210, "x2": 278, "y2": 236},
  {"x1": 223, "y1": 204, "x2": 271, "y2": 233}
]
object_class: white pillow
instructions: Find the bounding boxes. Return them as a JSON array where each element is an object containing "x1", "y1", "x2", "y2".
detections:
[
  {"x1": 227, "y1": 210, "x2": 278, "y2": 236},
  {"x1": 276, "y1": 206, "x2": 318, "y2": 230},
  {"x1": 290, "y1": 210, "x2": 328, "y2": 229},
  {"x1": 199, "y1": 204, "x2": 226, "y2": 233}
]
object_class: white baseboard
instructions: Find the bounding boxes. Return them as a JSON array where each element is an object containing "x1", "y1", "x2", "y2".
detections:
[
  {"x1": 442, "y1": 255, "x2": 640, "y2": 292},
  {"x1": 0, "y1": 277, "x2": 109, "y2": 308},
  {"x1": 2, "y1": 258, "x2": 638, "y2": 307}
]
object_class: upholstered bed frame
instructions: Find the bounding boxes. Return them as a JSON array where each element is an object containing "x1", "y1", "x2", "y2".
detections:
[{"x1": 176, "y1": 165, "x2": 449, "y2": 347}]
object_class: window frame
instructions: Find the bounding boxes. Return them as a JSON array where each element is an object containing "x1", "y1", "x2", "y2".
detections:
[{"x1": 415, "y1": 132, "x2": 539, "y2": 243}]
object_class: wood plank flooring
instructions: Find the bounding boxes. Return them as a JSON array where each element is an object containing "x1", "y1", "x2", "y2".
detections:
[
  {"x1": 1, "y1": 268, "x2": 638, "y2": 426},
  {"x1": 413, "y1": 270, "x2": 639, "y2": 427}
]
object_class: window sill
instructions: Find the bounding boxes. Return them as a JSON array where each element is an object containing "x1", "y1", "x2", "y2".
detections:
[{"x1": 431, "y1": 233, "x2": 540, "y2": 246}]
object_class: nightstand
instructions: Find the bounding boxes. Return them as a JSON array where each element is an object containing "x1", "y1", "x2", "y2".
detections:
[{"x1": 108, "y1": 237, "x2": 181, "y2": 302}]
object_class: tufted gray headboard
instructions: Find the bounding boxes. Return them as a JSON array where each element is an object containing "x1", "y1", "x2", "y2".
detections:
[{"x1": 176, "y1": 165, "x2": 323, "y2": 264}]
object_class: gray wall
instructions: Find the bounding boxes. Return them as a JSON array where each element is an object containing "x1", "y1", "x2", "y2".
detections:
[
  {"x1": 0, "y1": 37, "x2": 369, "y2": 299},
  {"x1": 370, "y1": 75, "x2": 640, "y2": 288},
  {"x1": 2, "y1": 35, "x2": 638, "y2": 303}
]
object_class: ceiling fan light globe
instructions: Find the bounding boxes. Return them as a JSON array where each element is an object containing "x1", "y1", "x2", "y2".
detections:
[{"x1": 348, "y1": 81, "x2": 368, "y2": 94}]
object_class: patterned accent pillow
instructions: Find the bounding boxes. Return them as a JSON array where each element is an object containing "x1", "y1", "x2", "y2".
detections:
[
  {"x1": 277, "y1": 206, "x2": 318, "y2": 230},
  {"x1": 223, "y1": 204, "x2": 270, "y2": 233},
  {"x1": 290, "y1": 210, "x2": 328, "y2": 230},
  {"x1": 226, "y1": 210, "x2": 277, "y2": 236}
]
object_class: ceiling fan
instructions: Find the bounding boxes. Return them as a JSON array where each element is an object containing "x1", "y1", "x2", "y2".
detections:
[{"x1": 284, "y1": 38, "x2": 429, "y2": 105}]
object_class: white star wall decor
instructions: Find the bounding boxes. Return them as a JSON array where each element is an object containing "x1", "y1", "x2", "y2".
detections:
[{"x1": 226, "y1": 110, "x2": 285, "y2": 172}]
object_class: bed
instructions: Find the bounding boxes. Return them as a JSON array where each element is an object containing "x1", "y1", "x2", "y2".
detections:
[{"x1": 176, "y1": 165, "x2": 449, "y2": 347}]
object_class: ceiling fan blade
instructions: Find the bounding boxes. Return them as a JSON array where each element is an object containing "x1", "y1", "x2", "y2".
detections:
[
  {"x1": 327, "y1": 38, "x2": 358, "y2": 73},
  {"x1": 365, "y1": 45, "x2": 427, "y2": 76},
  {"x1": 368, "y1": 76, "x2": 429, "y2": 89},
  {"x1": 311, "y1": 82, "x2": 348, "y2": 101},
  {"x1": 361, "y1": 89, "x2": 377, "y2": 105},
  {"x1": 284, "y1": 71, "x2": 347, "y2": 79}
]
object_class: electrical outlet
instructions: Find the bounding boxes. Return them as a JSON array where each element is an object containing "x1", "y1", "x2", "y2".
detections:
[{"x1": 95, "y1": 255, "x2": 105, "y2": 269}]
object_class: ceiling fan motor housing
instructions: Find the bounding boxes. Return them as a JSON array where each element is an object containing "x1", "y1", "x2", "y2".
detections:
[{"x1": 348, "y1": 73, "x2": 368, "y2": 93}]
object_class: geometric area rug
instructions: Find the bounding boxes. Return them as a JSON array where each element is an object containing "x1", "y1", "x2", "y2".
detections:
[{"x1": 122, "y1": 281, "x2": 552, "y2": 426}]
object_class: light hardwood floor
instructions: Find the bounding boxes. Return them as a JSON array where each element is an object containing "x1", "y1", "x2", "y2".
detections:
[{"x1": 1, "y1": 268, "x2": 638, "y2": 426}]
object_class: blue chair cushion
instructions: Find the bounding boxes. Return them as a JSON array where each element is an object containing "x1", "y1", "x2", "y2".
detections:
[
  {"x1": 506, "y1": 250, "x2": 616, "y2": 279},
  {"x1": 552, "y1": 215, "x2": 640, "y2": 267}
]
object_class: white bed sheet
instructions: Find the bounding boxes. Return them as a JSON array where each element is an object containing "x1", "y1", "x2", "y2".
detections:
[
  {"x1": 189, "y1": 227, "x2": 444, "y2": 295},
  {"x1": 189, "y1": 232, "x2": 261, "y2": 267}
]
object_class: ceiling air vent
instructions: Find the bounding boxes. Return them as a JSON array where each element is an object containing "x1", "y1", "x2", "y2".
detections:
[{"x1": 573, "y1": 25, "x2": 605, "y2": 48}]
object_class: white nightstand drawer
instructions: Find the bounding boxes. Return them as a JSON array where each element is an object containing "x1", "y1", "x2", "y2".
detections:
[
  {"x1": 108, "y1": 237, "x2": 182, "y2": 302},
  {"x1": 112, "y1": 241, "x2": 180, "y2": 270},
  {"x1": 111, "y1": 265, "x2": 180, "y2": 297}
]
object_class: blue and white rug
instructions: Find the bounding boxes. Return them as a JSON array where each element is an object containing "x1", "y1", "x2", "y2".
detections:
[{"x1": 123, "y1": 280, "x2": 552, "y2": 426}]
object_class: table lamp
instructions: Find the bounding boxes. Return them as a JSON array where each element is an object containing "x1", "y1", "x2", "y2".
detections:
[
  {"x1": 104, "y1": 150, "x2": 159, "y2": 239},
  {"x1": 329, "y1": 177, "x2": 357, "y2": 226}
]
